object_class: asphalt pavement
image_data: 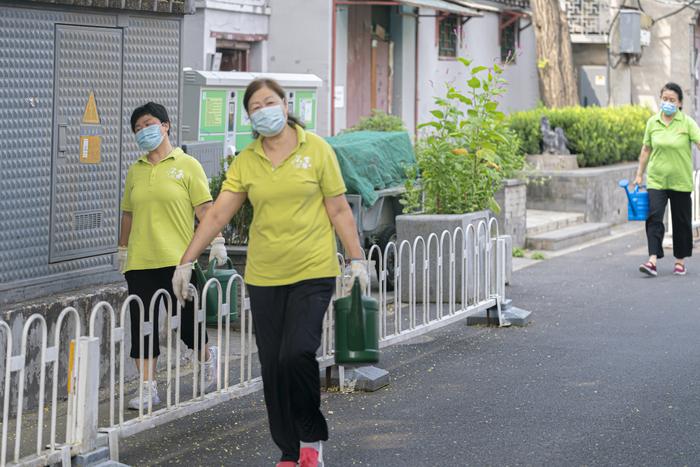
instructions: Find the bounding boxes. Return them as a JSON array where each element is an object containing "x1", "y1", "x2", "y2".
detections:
[{"x1": 121, "y1": 230, "x2": 700, "y2": 466}]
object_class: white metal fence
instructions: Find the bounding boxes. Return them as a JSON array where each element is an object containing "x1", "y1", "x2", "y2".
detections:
[{"x1": 1, "y1": 221, "x2": 508, "y2": 466}]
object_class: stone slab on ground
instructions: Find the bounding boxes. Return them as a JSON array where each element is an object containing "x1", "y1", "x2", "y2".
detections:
[
  {"x1": 72, "y1": 447, "x2": 129, "y2": 467},
  {"x1": 466, "y1": 305, "x2": 532, "y2": 327},
  {"x1": 324, "y1": 365, "x2": 390, "y2": 392},
  {"x1": 526, "y1": 209, "x2": 584, "y2": 237},
  {"x1": 527, "y1": 222, "x2": 612, "y2": 250}
]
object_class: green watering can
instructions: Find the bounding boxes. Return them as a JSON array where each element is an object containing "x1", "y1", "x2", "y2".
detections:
[
  {"x1": 333, "y1": 278, "x2": 379, "y2": 364},
  {"x1": 193, "y1": 258, "x2": 239, "y2": 326}
]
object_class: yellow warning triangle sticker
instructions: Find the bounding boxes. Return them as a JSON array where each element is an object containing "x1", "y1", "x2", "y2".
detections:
[{"x1": 82, "y1": 91, "x2": 100, "y2": 124}]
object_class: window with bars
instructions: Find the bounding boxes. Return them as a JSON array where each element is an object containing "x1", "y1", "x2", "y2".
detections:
[
  {"x1": 500, "y1": 13, "x2": 519, "y2": 63},
  {"x1": 439, "y1": 15, "x2": 459, "y2": 58}
]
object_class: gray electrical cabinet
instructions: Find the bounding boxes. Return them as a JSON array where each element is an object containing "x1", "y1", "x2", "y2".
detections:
[
  {"x1": 50, "y1": 25, "x2": 123, "y2": 263},
  {"x1": 619, "y1": 9, "x2": 641, "y2": 55},
  {"x1": 0, "y1": 2, "x2": 187, "y2": 304},
  {"x1": 579, "y1": 66, "x2": 609, "y2": 107}
]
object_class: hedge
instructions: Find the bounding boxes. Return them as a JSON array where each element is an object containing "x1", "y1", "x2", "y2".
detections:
[{"x1": 507, "y1": 105, "x2": 653, "y2": 167}]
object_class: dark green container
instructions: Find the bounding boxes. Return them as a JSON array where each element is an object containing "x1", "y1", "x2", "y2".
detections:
[
  {"x1": 333, "y1": 278, "x2": 379, "y2": 364},
  {"x1": 193, "y1": 258, "x2": 238, "y2": 326}
]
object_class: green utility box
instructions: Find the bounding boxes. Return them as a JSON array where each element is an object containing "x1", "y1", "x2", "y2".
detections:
[{"x1": 182, "y1": 70, "x2": 322, "y2": 154}]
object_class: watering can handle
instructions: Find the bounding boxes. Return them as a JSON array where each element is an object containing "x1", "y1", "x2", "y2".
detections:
[
  {"x1": 619, "y1": 179, "x2": 637, "y2": 216},
  {"x1": 350, "y1": 277, "x2": 367, "y2": 339},
  {"x1": 207, "y1": 256, "x2": 235, "y2": 275}
]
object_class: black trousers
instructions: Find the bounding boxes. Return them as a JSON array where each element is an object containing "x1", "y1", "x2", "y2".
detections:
[
  {"x1": 247, "y1": 277, "x2": 335, "y2": 462},
  {"x1": 125, "y1": 267, "x2": 208, "y2": 359},
  {"x1": 646, "y1": 189, "x2": 693, "y2": 260}
]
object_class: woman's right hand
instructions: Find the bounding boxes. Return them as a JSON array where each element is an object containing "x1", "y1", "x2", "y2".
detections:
[
  {"x1": 172, "y1": 263, "x2": 193, "y2": 304},
  {"x1": 633, "y1": 174, "x2": 643, "y2": 188}
]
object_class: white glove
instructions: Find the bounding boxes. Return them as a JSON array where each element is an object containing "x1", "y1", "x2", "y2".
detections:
[
  {"x1": 346, "y1": 259, "x2": 369, "y2": 291},
  {"x1": 209, "y1": 237, "x2": 228, "y2": 265},
  {"x1": 172, "y1": 263, "x2": 193, "y2": 304},
  {"x1": 117, "y1": 246, "x2": 128, "y2": 273}
]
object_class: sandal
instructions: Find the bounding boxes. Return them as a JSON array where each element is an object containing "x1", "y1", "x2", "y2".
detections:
[
  {"x1": 674, "y1": 263, "x2": 687, "y2": 275},
  {"x1": 639, "y1": 261, "x2": 657, "y2": 277}
]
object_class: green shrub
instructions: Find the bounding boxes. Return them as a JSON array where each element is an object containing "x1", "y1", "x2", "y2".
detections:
[
  {"x1": 209, "y1": 156, "x2": 253, "y2": 245},
  {"x1": 512, "y1": 247, "x2": 524, "y2": 258},
  {"x1": 343, "y1": 109, "x2": 407, "y2": 133},
  {"x1": 507, "y1": 105, "x2": 653, "y2": 167},
  {"x1": 403, "y1": 59, "x2": 513, "y2": 215}
]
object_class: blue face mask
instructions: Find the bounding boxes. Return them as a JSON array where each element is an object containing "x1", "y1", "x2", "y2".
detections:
[
  {"x1": 661, "y1": 102, "x2": 677, "y2": 116},
  {"x1": 135, "y1": 124, "x2": 164, "y2": 152},
  {"x1": 250, "y1": 105, "x2": 287, "y2": 137}
]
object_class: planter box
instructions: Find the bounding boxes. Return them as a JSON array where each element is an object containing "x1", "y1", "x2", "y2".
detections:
[
  {"x1": 526, "y1": 162, "x2": 637, "y2": 224},
  {"x1": 396, "y1": 210, "x2": 490, "y2": 303},
  {"x1": 493, "y1": 179, "x2": 527, "y2": 248}
]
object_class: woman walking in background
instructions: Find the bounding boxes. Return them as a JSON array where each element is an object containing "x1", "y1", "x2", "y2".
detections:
[{"x1": 636, "y1": 82, "x2": 700, "y2": 277}]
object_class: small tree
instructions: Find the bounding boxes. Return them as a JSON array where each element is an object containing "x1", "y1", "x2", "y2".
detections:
[{"x1": 403, "y1": 58, "x2": 522, "y2": 214}]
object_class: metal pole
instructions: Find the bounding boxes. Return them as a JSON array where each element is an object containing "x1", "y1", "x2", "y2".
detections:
[{"x1": 75, "y1": 336, "x2": 100, "y2": 453}]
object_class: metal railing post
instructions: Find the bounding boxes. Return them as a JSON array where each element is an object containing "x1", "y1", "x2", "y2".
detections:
[{"x1": 74, "y1": 336, "x2": 100, "y2": 453}]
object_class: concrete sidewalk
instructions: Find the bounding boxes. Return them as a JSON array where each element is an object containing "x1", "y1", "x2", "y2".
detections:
[{"x1": 120, "y1": 228, "x2": 700, "y2": 466}]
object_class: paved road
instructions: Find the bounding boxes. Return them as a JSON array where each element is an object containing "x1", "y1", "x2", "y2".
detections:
[{"x1": 121, "y1": 232, "x2": 700, "y2": 466}]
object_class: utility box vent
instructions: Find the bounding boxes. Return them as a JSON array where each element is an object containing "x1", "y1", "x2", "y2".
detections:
[{"x1": 74, "y1": 211, "x2": 103, "y2": 231}]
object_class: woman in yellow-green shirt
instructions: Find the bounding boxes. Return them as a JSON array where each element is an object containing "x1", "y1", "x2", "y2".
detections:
[
  {"x1": 120, "y1": 102, "x2": 228, "y2": 410},
  {"x1": 636, "y1": 83, "x2": 700, "y2": 277},
  {"x1": 172, "y1": 79, "x2": 367, "y2": 467}
]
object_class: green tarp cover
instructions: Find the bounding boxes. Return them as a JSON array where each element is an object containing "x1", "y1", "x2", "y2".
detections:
[{"x1": 326, "y1": 131, "x2": 416, "y2": 207}]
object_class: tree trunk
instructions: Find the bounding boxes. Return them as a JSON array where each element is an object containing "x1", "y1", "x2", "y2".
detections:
[{"x1": 531, "y1": 0, "x2": 579, "y2": 107}]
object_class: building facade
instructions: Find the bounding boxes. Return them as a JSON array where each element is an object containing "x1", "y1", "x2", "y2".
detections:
[{"x1": 182, "y1": 0, "x2": 271, "y2": 72}]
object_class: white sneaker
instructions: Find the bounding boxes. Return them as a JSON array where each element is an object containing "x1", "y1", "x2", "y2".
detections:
[
  {"x1": 128, "y1": 380, "x2": 160, "y2": 411},
  {"x1": 203, "y1": 346, "x2": 219, "y2": 392}
]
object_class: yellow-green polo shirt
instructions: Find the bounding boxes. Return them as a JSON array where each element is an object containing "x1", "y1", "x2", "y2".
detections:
[
  {"x1": 643, "y1": 111, "x2": 700, "y2": 192},
  {"x1": 221, "y1": 125, "x2": 347, "y2": 286},
  {"x1": 121, "y1": 147, "x2": 212, "y2": 272}
]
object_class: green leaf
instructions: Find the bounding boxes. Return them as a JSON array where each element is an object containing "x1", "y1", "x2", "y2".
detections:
[
  {"x1": 493, "y1": 63, "x2": 503, "y2": 73},
  {"x1": 458, "y1": 57, "x2": 473, "y2": 68},
  {"x1": 467, "y1": 77, "x2": 481, "y2": 89},
  {"x1": 430, "y1": 110, "x2": 445, "y2": 119},
  {"x1": 485, "y1": 102, "x2": 498, "y2": 112},
  {"x1": 418, "y1": 121, "x2": 441, "y2": 130},
  {"x1": 471, "y1": 66, "x2": 488, "y2": 75},
  {"x1": 467, "y1": 109, "x2": 478, "y2": 117}
]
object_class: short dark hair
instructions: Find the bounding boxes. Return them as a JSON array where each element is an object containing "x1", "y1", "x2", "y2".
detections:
[
  {"x1": 661, "y1": 82, "x2": 683, "y2": 109},
  {"x1": 243, "y1": 78, "x2": 305, "y2": 138},
  {"x1": 130, "y1": 102, "x2": 171, "y2": 135}
]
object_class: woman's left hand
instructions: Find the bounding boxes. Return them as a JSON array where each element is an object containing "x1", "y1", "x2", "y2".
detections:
[{"x1": 209, "y1": 237, "x2": 228, "y2": 265}]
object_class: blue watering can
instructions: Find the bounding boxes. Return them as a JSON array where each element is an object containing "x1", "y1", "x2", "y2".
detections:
[{"x1": 618, "y1": 179, "x2": 649, "y2": 221}]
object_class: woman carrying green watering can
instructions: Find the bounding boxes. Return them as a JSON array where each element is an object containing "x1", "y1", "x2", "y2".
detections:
[
  {"x1": 172, "y1": 78, "x2": 368, "y2": 467},
  {"x1": 635, "y1": 82, "x2": 700, "y2": 277}
]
